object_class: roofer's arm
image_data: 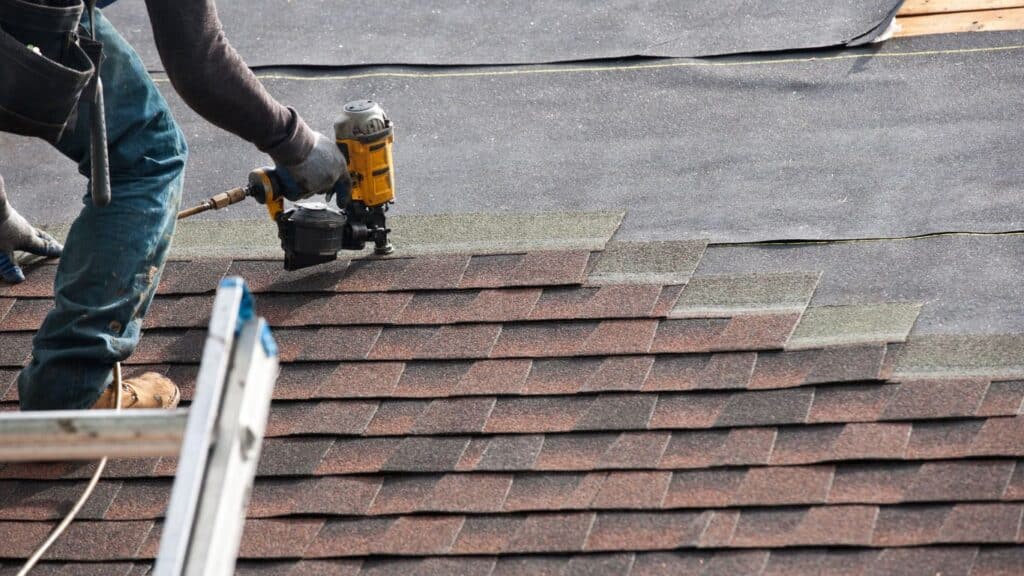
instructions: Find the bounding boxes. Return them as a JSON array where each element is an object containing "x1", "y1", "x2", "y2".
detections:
[{"x1": 144, "y1": 0, "x2": 344, "y2": 199}]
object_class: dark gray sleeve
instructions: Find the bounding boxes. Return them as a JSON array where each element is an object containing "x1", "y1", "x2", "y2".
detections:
[{"x1": 143, "y1": 0, "x2": 315, "y2": 165}]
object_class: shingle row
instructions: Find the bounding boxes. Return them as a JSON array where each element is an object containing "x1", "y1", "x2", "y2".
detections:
[
  {"x1": 4, "y1": 418, "x2": 1023, "y2": 481},
  {"x1": 0, "y1": 253, "x2": 596, "y2": 299},
  {"x1": 299, "y1": 418, "x2": 1024, "y2": 475},
  {"x1": 108, "y1": 315, "x2": 803, "y2": 367},
  {"x1": 261, "y1": 380, "x2": 1022, "y2": 437},
  {"x1": 7, "y1": 459, "x2": 1023, "y2": 522},
  {"x1": 0, "y1": 284, "x2": 683, "y2": 332},
  {"x1": 0, "y1": 343, "x2": 970, "y2": 407},
  {"x1": 12, "y1": 547, "x2": 1024, "y2": 576},
  {"x1": 2, "y1": 504, "x2": 1022, "y2": 560},
  {"x1": 15, "y1": 346, "x2": 880, "y2": 403},
  {"x1": 271, "y1": 345, "x2": 886, "y2": 398},
  {"x1": 250, "y1": 547, "x2": 1024, "y2": 576}
]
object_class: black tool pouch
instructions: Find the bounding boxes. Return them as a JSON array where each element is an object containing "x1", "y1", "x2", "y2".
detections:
[{"x1": 0, "y1": 0, "x2": 94, "y2": 143}]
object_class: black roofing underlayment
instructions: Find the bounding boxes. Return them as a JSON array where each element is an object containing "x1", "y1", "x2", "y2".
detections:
[
  {"x1": 102, "y1": 0, "x2": 903, "y2": 68},
  {"x1": 3, "y1": 31, "x2": 1022, "y2": 242}
]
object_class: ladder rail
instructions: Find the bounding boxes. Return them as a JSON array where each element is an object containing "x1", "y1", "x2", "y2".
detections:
[
  {"x1": 153, "y1": 278, "x2": 248, "y2": 576},
  {"x1": 152, "y1": 277, "x2": 280, "y2": 576},
  {"x1": 181, "y1": 317, "x2": 278, "y2": 576}
]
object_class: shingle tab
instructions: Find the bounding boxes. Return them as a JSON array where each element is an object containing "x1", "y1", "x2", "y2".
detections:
[
  {"x1": 475, "y1": 432, "x2": 548, "y2": 469},
  {"x1": 584, "y1": 511, "x2": 710, "y2": 551},
  {"x1": 733, "y1": 506, "x2": 878, "y2": 547},
  {"x1": 651, "y1": 314, "x2": 801, "y2": 353},
  {"x1": 275, "y1": 327, "x2": 381, "y2": 362},
  {"x1": 259, "y1": 293, "x2": 411, "y2": 327},
  {"x1": 372, "y1": 477, "x2": 443, "y2": 521},
  {"x1": 387, "y1": 254, "x2": 471, "y2": 291},
  {"x1": 369, "y1": 324, "x2": 501, "y2": 360},
  {"x1": 529, "y1": 285, "x2": 662, "y2": 320},
  {"x1": 749, "y1": 345, "x2": 885, "y2": 389},
  {"x1": 0, "y1": 298, "x2": 49, "y2": 332},
  {"x1": 0, "y1": 520, "x2": 155, "y2": 561},
  {"x1": 491, "y1": 321, "x2": 598, "y2": 358},
  {"x1": 645, "y1": 353, "x2": 756, "y2": 391},
  {"x1": 671, "y1": 272, "x2": 820, "y2": 318},
  {"x1": 881, "y1": 379, "x2": 990, "y2": 420},
  {"x1": 460, "y1": 251, "x2": 591, "y2": 288},
  {"x1": 381, "y1": 437, "x2": 470, "y2": 472},
  {"x1": 157, "y1": 259, "x2": 231, "y2": 294},
  {"x1": 0, "y1": 332, "x2": 34, "y2": 367},
  {"x1": 787, "y1": 302, "x2": 922, "y2": 350},
  {"x1": 761, "y1": 549, "x2": 879, "y2": 576},
  {"x1": 894, "y1": 335, "x2": 1024, "y2": 380},
  {"x1": 587, "y1": 240, "x2": 708, "y2": 285},
  {"x1": 226, "y1": 259, "x2": 349, "y2": 293},
  {"x1": 975, "y1": 547, "x2": 1024, "y2": 576},
  {"x1": 397, "y1": 289, "x2": 540, "y2": 324},
  {"x1": 599, "y1": 432, "x2": 672, "y2": 469}
]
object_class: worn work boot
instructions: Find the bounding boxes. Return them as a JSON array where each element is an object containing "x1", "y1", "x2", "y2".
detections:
[{"x1": 91, "y1": 372, "x2": 181, "y2": 409}]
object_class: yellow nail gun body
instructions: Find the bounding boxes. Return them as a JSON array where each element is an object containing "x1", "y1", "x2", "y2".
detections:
[{"x1": 178, "y1": 100, "x2": 396, "y2": 271}]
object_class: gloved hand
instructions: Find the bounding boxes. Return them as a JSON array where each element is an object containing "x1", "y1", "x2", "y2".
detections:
[
  {"x1": 0, "y1": 175, "x2": 63, "y2": 284},
  {"x1": 276, "y1": 131, "x2": 350, "y2": 202}
]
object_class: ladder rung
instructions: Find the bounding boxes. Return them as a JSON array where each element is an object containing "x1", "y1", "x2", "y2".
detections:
[{"x1": 0, "y1": 409, "x2": 188, "y2": 461}]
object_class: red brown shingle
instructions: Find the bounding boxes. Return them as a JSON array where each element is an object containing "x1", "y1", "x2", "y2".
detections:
[{"x1": 3, "y1": 246, "x2": 1018, "y2": 570}]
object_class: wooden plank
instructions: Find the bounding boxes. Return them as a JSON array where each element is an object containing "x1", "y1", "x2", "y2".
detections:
[
  {"x1": 0, "y1": 409, "x2": 187, "y2": 461},
  {"x1": 894, "y1": 7, "x2": 1024, "y2": 35},
  {"x1": 898, "y1": 0, "x2": 1024, "y2": 16}
]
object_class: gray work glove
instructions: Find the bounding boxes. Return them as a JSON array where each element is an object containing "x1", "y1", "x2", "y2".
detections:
[
  {"x1": 0, "y1": 175, "x2": 63, "y2": 284},
  {"x1": 276, "y1": 131, "x2": 350, "y2": 202}
]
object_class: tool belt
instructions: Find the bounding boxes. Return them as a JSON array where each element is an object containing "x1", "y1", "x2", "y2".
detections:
[{"x1": 0, "y1": 0, "x2": 99, "y2": 143}]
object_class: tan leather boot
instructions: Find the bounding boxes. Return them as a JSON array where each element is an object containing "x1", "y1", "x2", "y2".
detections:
[{"x1": 91, "y1": 372, "x2": 181, "y2": 409}]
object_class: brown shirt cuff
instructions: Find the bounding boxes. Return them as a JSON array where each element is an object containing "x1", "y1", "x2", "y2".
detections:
[{"x1": 260, "y1": 107, "x2": 316, "y2": 166}]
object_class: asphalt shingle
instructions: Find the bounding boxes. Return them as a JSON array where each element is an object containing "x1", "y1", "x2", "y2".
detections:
[{"x1": 3, "y1": 242, "x2": 1021, "y2": 571}]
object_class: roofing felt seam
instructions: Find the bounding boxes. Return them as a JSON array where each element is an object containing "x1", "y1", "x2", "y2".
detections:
[
  {"x1": 8, "y1": 32, "x2": 1024, "y2": 245},
  {"x1": 102, "y1": 0, "x2": 905, "y2": 69},
  {"x1": 8, "y1": 31, "x2": 1024, "y2": 250},
  {"x1": 709, "y1": 228, "x2": 1024, "y2": 247},
  {"x1": 138, "y1": 41, "x2": 1024, "y2": 85}
]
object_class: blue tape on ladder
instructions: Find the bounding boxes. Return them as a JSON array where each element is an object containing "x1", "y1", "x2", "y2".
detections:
[
  {"x1": 260, "y1": 324, "x2": 279, "y2": 357},
  {"x1": 219, "y1": 277, "x2": 278, "y2": 357}
]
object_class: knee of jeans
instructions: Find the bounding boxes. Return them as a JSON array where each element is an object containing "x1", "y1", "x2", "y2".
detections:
[
  {"x1": 164, "y1": 119, "x2": 188, "y2": 183},
  {"x1": 153, "y1": 109, "x2": 189, "y2": 168}
]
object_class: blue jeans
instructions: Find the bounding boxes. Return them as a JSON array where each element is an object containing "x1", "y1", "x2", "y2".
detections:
[{"x1": 18, "y1": 10, "x2": 188, "y2": 410}]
